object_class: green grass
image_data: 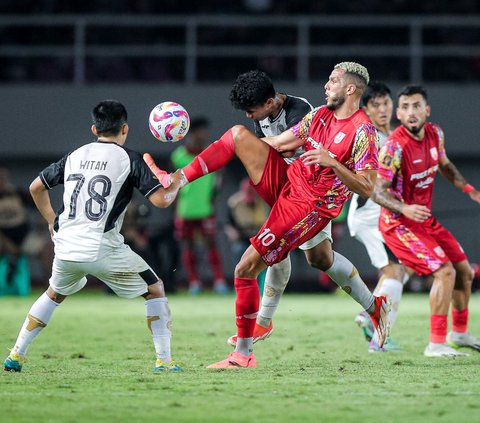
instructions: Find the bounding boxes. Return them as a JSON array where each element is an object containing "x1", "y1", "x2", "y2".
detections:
[{"x1": 1, "y1": 291, "x2": 480, "y2": 423}]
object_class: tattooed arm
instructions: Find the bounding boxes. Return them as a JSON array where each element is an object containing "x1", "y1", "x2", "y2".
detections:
[
  {"x1": 373, "y1": 177, "x2": 431, "y2": 223},
  {"x1": 439, "y1": 155, "x2": 480, "y2": 204}
]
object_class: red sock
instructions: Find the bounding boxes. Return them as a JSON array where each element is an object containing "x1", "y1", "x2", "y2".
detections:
[
  {"x1": 182, "y1": 129, "x2": 235, "y2": 182},
  {"x1": 430, "y1": 314, "x2": 447, "y2": 344},
  {"x1": 182, "y1": 248, "x2": 198, "y2": 283},
  {"x1": 452, "y1": 307, "x2": 468, "y2": 333},
  {"x1": 208, "y1": 247, "x2": 225, "y2": 281},
  {"x1": 234, "y1": 277, "x2": 260, "y2": 338}
]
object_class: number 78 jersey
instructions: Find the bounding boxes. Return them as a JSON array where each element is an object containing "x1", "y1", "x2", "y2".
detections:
[{"x1": 40, "y1": 141, "x2": 161, "y2": 262}]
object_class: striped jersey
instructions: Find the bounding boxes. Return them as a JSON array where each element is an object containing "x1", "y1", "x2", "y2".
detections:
[
  {"x1": 40, "y1": 140, "x2": 162, "y2": 262},
  {"x1": 253, "y1": 94, "x2": 313, "y2": 164}
]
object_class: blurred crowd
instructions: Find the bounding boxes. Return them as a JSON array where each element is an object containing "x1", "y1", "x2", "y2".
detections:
[
  {"x1": 2, "y1": 0, "x2": 480, "y2": 15},
  {"x1": 1, "y1": 1, "x2": 480, "y2": 83}
]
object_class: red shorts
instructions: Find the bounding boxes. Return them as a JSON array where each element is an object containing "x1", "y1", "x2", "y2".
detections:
[
  {"x1": 251, "y1": 147, "x2": 289, "y2": 207},
  {"x1": 381, "y1": 217, "x2": 467, "y2": 276},
  {"x1": 250, "y1": 179, "x2": 330, "y2": 266},
  {"x1": 174, "y1": 216, "x2": 218, "y2": 240}
]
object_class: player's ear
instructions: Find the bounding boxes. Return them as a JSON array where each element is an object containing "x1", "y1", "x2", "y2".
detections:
[
  {"x1": 122, "y1": 123, "x2": 129, "y2": 135},
  {"x1": 346, "y1": 84, "x2": 356, "y2": 95},
  {"x1": 91, "y1": 125, "x2": 98, "y2": 136},
  {"x1": 425, "y1": 104, "x2": 431, "y2": 117}
]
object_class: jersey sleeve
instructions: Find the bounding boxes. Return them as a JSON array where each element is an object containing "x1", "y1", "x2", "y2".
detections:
[
  {"x1": 377, "y1": 138, "x2": 401, "y2": 182},
  {"x1": 285, "y1": 98, "x2": 312, "y2": 129},
  {"x1": 352, "y1": 123, "x2": 379, "y2": 172},
  {"x1": 39, "y1": 153, "x2": 69, "y2": 189},
  {"x1": 432, "y1": 123, "x2": 446, "y2": 160},
  {"x1": 290, "y1": 107, "x2": 319, "y2": 142},
  {"x1": 128, "y1": 150, "x2": 163, "y2": 197}
]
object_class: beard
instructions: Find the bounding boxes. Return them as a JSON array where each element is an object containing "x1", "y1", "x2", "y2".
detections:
[
  {"x1": 406, "y1": 121, "x2": 425, "y2": 135},
  {"x1": 326, "y1": 93, "x2": 346, "y2": 110}
]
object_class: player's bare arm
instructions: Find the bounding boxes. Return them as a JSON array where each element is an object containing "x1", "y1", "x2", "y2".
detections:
[
  {"x1": 147, "y1": 169, "x2": 184, "y2": 208},
  {"x1": 372, "y1": 177, "x2": 431, "y2": 222},
  {"x1": 262, "y1": 128, "x2": 304, "y2": 154},
  {"x1": 29, "y1": 176, "x2": 56, "y2": 233},
  {"x1": 300, "y1": 148, "x2": 376, "y2": 198},
  {"x1": 438, "y1": 155, "x2": 480, "y2": 203}
]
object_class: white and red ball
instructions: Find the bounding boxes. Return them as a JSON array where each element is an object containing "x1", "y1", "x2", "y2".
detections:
[{"x1": 148, "y1": 101, "x2": 190, "y2": 143}]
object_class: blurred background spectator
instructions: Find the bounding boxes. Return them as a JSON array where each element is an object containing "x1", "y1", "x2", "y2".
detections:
[{"x1": 170, "y1": 117, "x2": 229, "y2": 295}]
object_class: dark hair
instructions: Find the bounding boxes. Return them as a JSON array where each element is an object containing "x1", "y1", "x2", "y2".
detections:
[
  {"x1": 397, "y1": 84, "x2": 428, "y2": 101},
  {"x1": 92, "y1": 100, "x2": 127, "y2": 136},
  {"x1": 189, "y1": 116, "x2": 210, "y2": 132},
  {"x1": 229, "y1": 70, "x2": 276, "y2": 110},
  {"x1": 361, "y1": 81, "x2": 392, "y2": 107}
]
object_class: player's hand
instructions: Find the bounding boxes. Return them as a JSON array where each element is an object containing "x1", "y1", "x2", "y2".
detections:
[
  {"x1": 402, "y1": 204, "x2": 431, "y2": 222},
  {"x1": 468, "y1": 188, "x2": 480, "y2": 204},
  {"x1": 300, "y1": 148, "x2": 335, "y2": 167},
  {"x1": 143, "y1": 153, "x2": 171, "y2": 188}
]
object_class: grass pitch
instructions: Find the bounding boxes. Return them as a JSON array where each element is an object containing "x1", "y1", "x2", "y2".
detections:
[{"x1": 1, "y1": 291, "x2": 480, "y2": 423}]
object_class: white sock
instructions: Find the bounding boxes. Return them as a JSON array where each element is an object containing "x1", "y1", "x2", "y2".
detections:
[
  {"x1": 377, "y1": 278, "x2": 402, "y2": 328},
  {"x1": 236, "y1": 338, "x2": 253, "y2": 356},
  {"x1": 257, "y1": 256, "x2": 291, "y2": 327},
  {"x1": 146, "y1": 297, "x2": 172, "y2": 363},
  {"x1": 371, "y1": 278, "x2": 402, "y2": 344},
  {"x1": 12, "y1": 292, "x2": 59, "y2": 357},
  {"x1": 325, "y1": 252, "x2": 374, "y2": 311}
]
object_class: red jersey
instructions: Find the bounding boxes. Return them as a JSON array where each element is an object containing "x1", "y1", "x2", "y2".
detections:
[
  {"x1": 289, "y1": 106, "x2": 378, "y2": 219},
  {"x1": 378, "y1": 122, "x2": 446, "y2": 231}
]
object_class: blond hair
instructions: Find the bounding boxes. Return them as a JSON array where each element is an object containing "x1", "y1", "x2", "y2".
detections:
[{"x1": 334, "y1": 62, "x2": 370, "y2": 88}]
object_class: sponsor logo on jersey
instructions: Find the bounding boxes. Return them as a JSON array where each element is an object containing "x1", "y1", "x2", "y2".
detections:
[
  {"x1": 334, "y1": 132, "x2": 346, "y2": 144},
  {"x1": 430, "y1": 147, "x2": 438, "y2": 161},
  {"x1": 410, "y1": 165, "x2": 438, "y2": 181},
  {"x1": 415, "y1": 176, "x2": 434, "y2": 189},
  {"x1": 434, "y1": 246, "x2": 446, "y2": 258},
  {"x1": 413, "y1": 159, "x2": 423, "y2": 164}
]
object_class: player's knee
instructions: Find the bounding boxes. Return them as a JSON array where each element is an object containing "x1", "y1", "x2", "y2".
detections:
[
  {"x1": 231, "y1": 125, "x2": 250, "y2": 143},
  {"x1": 234, "y1": 257, "x2": 259, "y2": 278},
  {"x1": 306, "y1": 251, "x2": 333, "y2": 271},
  {"x1": 439, "y1": 263, "x2": 456, "y2": 285}
]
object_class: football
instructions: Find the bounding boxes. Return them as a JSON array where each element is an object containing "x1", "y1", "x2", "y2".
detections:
[{"x1": 148, "y1": 101, "x2": 190, "y2": 143}]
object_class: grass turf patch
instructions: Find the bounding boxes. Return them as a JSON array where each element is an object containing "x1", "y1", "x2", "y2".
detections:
[{"x1": 1, "y1": 292, "x2": 480, "y2": 423}]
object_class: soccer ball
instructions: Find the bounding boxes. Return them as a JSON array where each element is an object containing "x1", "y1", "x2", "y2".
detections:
[{"x1": 148, "y1": 101, "x2": 190, "y2": 143}]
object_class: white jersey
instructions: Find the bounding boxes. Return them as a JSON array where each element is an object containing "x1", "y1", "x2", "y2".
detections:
[
  {"x1": 40, "y1": 141, "x2": 162, "y2": 262},
  {"x1": 253, "y1": 94, "x2": 312, "y2": 165},
  {"x1": 348, "y1": 129, "x2": 389, "y2": 236}
]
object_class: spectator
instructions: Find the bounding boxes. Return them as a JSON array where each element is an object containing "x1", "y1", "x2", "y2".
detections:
[
  {"x1": 170, "y1": 117, "x2": 229, "y2": 295},
  {"x1": 0, "y1": 168, "x2": 31, "y2": 295}
]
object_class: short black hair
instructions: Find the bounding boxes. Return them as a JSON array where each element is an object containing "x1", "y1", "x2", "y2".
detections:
[
  {"x1": 189, "y1": 116, "x2": 210, "y2": 132},
  {"x1": 397, "y1": 84, "x2": 428, "y2": 101},
  {"x1": 92, "y1": 100, "x2": 127, "y2": 136},
  {"x1": 361, "y1": 81, "x2": 392, "y2": 107},
  {"x1": 229, "y1": 70, "x2": 276, "y2": 110}
]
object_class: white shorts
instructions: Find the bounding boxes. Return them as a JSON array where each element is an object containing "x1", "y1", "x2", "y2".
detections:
[
  {"x1": 347, "y1": 196, "x2": 389, "y2": 269},
  {"x1": 298, "y1": 221, "x2": 333, "y2": 251},
  {"x1": 49, "y1": 244, "x2": 159, "y2": 299}
]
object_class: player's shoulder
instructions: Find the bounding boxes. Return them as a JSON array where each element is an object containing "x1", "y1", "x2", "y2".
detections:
[
  {"x1": 384, "y1": 126, "x2": 409, "y2": 150},
  {"x1": 425, "y1": 122, "x2": 444, "y2": 139},
  {"x1": 284, "y1": 94, "x2": 313, "y2": 111}
]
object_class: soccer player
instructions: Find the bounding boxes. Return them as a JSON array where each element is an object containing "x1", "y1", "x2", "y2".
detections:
[
  {"x1": 372, "y1": 85, "x2": 480, "y2": 357},
  {"x1": 347, "y1": 81, "x2": 408, "y2": 352},
  {"x1": 145, "y1": 62, "x2": 390, "y2": 368},
  {"x1": 170, "y1": 117, "x2": 229, "y2": 295},
  {"x1": 4, "y1": 100, "x2": 183, "y2": 373},
  {"x1": 226, "y1": 69, "x2": 333, "y2": 346}
]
